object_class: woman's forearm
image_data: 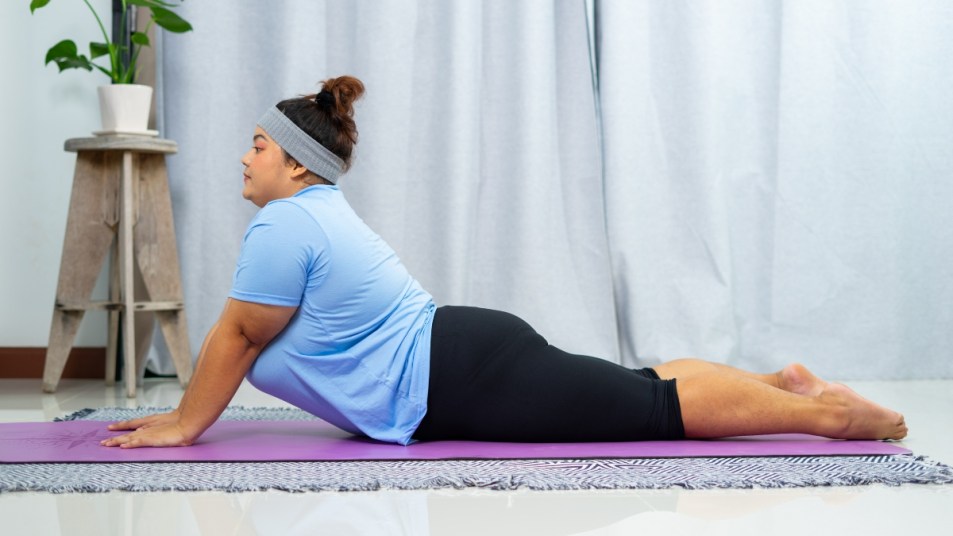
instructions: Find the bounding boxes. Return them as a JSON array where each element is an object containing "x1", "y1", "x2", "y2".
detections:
[
  {"x1": 173, "y1": 321, "x2": 221, "y2": 415},
  {"x1": 172, "y1": 323, "x2": 264, "y2": 441}
]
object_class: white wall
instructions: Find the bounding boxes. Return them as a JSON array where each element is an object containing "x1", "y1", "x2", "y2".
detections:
[{"x1": 0, "y1": 1, "x2": 112, "y2": 347}]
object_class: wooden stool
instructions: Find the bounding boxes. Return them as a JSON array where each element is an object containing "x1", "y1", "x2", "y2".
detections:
[{"x1": 43, "y1": 135, "x2": 193, "y2": 397}]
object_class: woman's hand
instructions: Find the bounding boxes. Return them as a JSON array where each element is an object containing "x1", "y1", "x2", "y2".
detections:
[
  {"x1": 101, "y1": 421, "x2": 194, "y2": 449},
  {"x1": 107, "y1": 410, "x2": 181, "y2": 432},
  {"x1": 99, "y1": 300, "x2": 296, "y2": 450}
]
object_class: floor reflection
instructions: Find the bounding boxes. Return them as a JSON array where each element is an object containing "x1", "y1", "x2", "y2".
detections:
[{"x1": 43, "y1": 489, "x2": 663, "y2": 536}]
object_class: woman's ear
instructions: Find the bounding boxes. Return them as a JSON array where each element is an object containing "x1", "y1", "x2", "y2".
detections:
[{"x1": 287, "y1": 160, "x2": 311, "y2": 181}]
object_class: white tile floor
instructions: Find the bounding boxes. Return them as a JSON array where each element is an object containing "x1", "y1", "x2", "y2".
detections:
[{"x1": 1, "y1": 378, "x2": 951, "y2": 536}]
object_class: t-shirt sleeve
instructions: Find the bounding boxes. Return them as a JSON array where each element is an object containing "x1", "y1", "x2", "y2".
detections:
[{"x1": 229, "y1": 201, "x2": 326, "y2": 307}]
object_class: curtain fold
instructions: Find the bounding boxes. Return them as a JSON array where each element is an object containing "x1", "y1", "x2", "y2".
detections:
[
  {"x1": 149, "y1": 0, "x2": 618, "y2": 374},
  {"x1": 597, "y1": 0, "x2": 953, "y2": 378}
]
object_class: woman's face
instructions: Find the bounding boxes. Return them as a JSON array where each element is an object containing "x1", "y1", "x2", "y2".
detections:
[{"x1": 240, "y1": 127, "x2": 301, "y2": 207}]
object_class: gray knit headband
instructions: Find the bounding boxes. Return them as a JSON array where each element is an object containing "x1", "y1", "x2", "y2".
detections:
[{"x1": 257, "y1": 106, "x2": 346, "y2": 184}]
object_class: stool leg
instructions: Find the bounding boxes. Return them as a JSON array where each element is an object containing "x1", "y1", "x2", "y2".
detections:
[
  {"x1": 120, "y1": 151, "x2": 137, "y2": 398},
  {"x1": 133, "y1": 260, "x2": 156, "y2": 386},
  {"x1": 156, "y1": 311, "x2": 193, "y2": 387},
  {"x1": 105, "y1": 239, "x2": 119, "y2": 386},
  {"x1": 44, "y1": 152, "x2": 120, "y2": 393},
  {"x1": 135, "y1": 154, "x2": 193, "y2": 387},
  {"x1": 121, "y1": 309, "x2": 137, "y2": 398},
  {"x1": 44, "y1": 311, "x2": 86, "y2": 393}
]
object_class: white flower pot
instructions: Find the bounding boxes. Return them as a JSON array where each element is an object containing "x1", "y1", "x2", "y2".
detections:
[{"x1": 97, "y1": 84, "x2": 153, "y2": 134}]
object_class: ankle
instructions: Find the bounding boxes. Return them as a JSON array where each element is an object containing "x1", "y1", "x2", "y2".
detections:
[
  {"x1": 818, "y1": 400, "x2": 851, "y2": 438},
  {"x1": 774, "y1": 370, "x2": 786, "y2": 391}
]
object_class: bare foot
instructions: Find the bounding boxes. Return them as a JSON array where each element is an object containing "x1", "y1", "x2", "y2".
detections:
[
  {"x1": 818, "y1": 383, "x2": 908, "y2": 440},
  {"x1": 778, "y1": 363, "x2": 827, "y2": 397}
]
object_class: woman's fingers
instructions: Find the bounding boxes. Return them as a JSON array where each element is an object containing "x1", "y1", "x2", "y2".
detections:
[
  {"x1": 106, "y1": 411, "x2": 178, "y2": 431},
  {"x1": 106, "y1": 417, "x2": 153, "y2": 431},
  {"x1": 107, "y1": 414, "x2": 165, "y2": 430},
  {"x1": 100, "y1": 432, "x2": 136, "y2": 448},
  {"x1": 100, "y1": 423, "x2": 193, "y2": 449}
]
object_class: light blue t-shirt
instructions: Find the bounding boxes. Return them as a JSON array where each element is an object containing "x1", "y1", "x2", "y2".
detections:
[{"x1": 229, "y1": 185, "x2": 435, "y2": 445}]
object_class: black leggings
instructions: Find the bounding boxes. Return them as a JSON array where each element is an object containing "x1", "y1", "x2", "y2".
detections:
[{"x1": 413, "y1": 306, "x2": 685, "y2": 442}]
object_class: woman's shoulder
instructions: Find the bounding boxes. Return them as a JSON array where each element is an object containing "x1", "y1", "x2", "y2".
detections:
[
  {"x1": 241, "y1": 199, "x2": 324, "y2": 245},
  {"x1": 249, "y1": 187, "x2": 361, "y2": 246},
  {"x1": 257, "y1": 195, "x2": 321, "y2": 224}
]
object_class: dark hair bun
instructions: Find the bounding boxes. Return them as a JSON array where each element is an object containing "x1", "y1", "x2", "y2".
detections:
[
  {"x1": 321, "y1": 76, "x2": 365, "y2": 122},
  {"x1": 315, "y1": 91, "x2": 335, "y2": 109}
]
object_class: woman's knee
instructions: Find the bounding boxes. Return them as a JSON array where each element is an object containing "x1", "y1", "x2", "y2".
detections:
[{"x1": 653, "y1": 358, "x2": 716, "y2": 379}]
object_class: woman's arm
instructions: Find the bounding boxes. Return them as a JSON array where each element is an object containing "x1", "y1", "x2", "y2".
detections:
[
  {"x1": 105, "y1": 319, "x2": 222, "y2": 432},
  {"x1": 101, "y1": 298, "x2": 296, "y2": 448}
]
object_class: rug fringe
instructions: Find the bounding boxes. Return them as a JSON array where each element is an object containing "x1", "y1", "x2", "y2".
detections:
[
  {"x1": 3, "y1": 454, "x2": 951, "y2": 494},
  {"x1": 54, "y1": 408, "x2": 96, "y2": 422}
]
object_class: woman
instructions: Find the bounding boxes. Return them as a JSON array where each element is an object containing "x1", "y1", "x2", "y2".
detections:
[{"x1": 102, "y1": 76, "x2": 907, "y2": 449}]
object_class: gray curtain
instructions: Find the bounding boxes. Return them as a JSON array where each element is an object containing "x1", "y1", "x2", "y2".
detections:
[
  {"x1": 598, "y1": 0, "x2": 953, "y2": 379},
  {"x1": 149, "y1": 0, "x2": 618, "y2": 374},
  {"x1": 151, "y1": 0, "x2": 953, "y2": 380}
]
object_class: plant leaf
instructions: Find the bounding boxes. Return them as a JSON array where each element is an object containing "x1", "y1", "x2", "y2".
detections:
[
  {"x1": 90, "y1": 42, "x2": 111, "y2": 59},
  {"x1": 149, "y1": 6, "x2": 192, "y2": 33},
  {"x1": 29, "y1": 0, "x2": 51, "y2": 14},
  {"x1": 45, "y1": 40, "x2": 95, "y2": 73},
  {"x1": 130, "y1": 31, "x2": 150, "y2": 46},
  {"x1": 52, "y1": 56, "x2": 94, "y2": 73},
  {"x1": 45, "y1": 40, "x2": 79, "y2": 65}
]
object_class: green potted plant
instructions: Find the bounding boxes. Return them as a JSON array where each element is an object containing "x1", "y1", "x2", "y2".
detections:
[{"x1": 30, "y1": 0, "x2": 192, "y2": 134}]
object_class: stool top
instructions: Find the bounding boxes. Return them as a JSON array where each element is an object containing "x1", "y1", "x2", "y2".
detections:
[{"x1": 65, "y1": 135, "x2": 178, "y2": 154}]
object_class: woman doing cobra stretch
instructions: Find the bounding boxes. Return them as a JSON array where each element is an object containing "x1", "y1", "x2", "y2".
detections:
[{"x1": 102, "y1": 76, "x2": 907, "y2": 449}]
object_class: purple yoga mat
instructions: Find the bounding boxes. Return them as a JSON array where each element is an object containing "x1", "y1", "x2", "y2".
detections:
[{"x1": 0, "y1": 419, "x2": 908, "y2": 464}]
